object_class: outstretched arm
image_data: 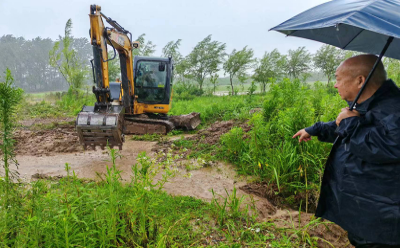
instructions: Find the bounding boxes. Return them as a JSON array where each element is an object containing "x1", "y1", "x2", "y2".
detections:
[{"x1": 293, "y1": 120, "x2": 337, "y2": 143}]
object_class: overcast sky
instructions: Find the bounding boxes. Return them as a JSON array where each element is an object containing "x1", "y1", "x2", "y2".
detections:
[{"x1": 0, "y1": 0, "x2": 330, "y2": 58}]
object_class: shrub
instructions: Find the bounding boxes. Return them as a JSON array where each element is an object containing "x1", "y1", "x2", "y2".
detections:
[
  {"x1": 173, "y1": 81, "x2": 204, "y2": 100},
  {"x1": 220, "y1": 127, "x2": 247, "y2": 163}
]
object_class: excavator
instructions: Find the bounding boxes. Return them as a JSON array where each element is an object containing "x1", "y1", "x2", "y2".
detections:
[{"x1": 75, "y1": 5, "x2": 201, "y2": 149}]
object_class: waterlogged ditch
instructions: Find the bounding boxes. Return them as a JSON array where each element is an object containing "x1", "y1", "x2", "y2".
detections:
[{"x1": 0, "y1": 119, "x2": 353, "y2": 247}]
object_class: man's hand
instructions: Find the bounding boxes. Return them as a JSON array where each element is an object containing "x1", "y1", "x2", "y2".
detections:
[
  {"x1": 292, "y1": 129, "x2": 311, "y2": 143},
  {"x1": 336, "y1": 107, "x2": 360, "y2": 126}
]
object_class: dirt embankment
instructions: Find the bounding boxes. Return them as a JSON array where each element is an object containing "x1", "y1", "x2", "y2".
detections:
[
  {"x1": 14, "y1": 125, "x2": 89, "y2": 156},
  {"x1": 15, "y1": 117, "x2": 87, "y2": 156},
  {"x1": 189, "y1": 120, "x2": 251, "y2": 145},
  {"x1": 154, "y1": 120, "x2": 251, "y2": 159}
]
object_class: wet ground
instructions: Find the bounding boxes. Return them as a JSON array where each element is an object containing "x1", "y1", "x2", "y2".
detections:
[
  {"x1": 13, "y1": 136, "x2": 279, "y2": 219},
  {"x1": 4, "y1": 120, "x2": 350, "y2": 247}
]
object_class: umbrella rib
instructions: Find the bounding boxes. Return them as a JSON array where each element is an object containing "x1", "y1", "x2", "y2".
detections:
[{"x1": 342, "y1": 28, "x2": 364, "y2": 50}]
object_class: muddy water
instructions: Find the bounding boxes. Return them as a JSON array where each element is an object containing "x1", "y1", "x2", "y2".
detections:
[
  {"x1": 161, "y1": 163, "x2": 282, "y2": 219},
  {"x1": 14, "y1": 139, "x2": 155, "y2": 181},
  {"x1": 10, "y1": 139, "x2": 281, "y2": 219}
]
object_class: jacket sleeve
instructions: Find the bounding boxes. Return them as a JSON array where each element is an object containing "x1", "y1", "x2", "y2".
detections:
[
  {"x1": 305, "y1": 121, "x2": 337, "y2": 143},
  {"x1": 336, "y1": 114, "x2": 400, "y2": 164}
]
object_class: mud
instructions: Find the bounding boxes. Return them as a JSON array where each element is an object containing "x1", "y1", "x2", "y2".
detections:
[
  {"x1": 12, "y1": 139, "x2": 155, "y2": 181},
  {"x1": 19, "y1": 117, "x2": 75, "y2": 128},
  {"x1": 8, "y1": 122, "x2": 350, "y2": 247},
  {"x1": 240, "y1": 181, "x2": 319, "y2": 213},
  {"x1": 270, "y1": 211, "x2": 350, "y2": 248},
  {"x1": 160, "y1": 161, "x2": 278, "y2": 218},
  {"x1": 188, "y1": 120, "x2": 251, "y2": 145},
  {"x1": 14, "y1": 125, "x2": 90, "y2": 156},
  {"x1": 153, "y1": 120, "x2": 251, "y2": 160}
]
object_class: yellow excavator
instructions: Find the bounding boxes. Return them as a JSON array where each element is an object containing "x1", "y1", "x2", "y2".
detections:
[{"x1": 76, "y1": 5, "x2": 200, "y2": 149}]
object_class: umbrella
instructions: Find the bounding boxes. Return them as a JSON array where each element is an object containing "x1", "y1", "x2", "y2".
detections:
[{"x1": 270, "y1": 0, "x2": 400, "y2": 109}]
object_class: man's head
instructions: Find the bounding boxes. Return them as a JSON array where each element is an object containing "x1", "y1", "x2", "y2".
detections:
[{"x1": 334, "y1": 54, "x2": 387, "y2": 102}]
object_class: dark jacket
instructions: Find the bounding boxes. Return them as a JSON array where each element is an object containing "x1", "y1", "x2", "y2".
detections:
[{"x1": 305, "y1": 80, "x2": 400, "y2": 244}]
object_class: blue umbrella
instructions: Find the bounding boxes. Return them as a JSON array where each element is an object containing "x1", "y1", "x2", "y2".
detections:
[{"x1": 270, "y1": 0, "x2": 400, "y2": 109}]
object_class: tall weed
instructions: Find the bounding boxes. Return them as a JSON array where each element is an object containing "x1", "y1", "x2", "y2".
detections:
[
  {"x1": 220, "y1": 79, "x2": 346, "y2": 209},
  {"x1": 0, "y1": 69, "x2": 23, "y2": 202}
]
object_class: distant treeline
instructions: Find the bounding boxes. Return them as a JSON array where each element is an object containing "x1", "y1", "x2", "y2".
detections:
[
  {"x1": 0, "y1": 35, "x2": 92, "y2": 93},
  {"x1": 3, "y1": 30, "x2": 400, "y2": 95}
]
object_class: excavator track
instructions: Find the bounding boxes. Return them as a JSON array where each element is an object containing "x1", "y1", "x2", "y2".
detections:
[
  {"x1": 123, "y1": 112, "x2": 201, "y2": 135},
  {"x1": 124, "y1": 116, "x2": 174, "y2": 135}
]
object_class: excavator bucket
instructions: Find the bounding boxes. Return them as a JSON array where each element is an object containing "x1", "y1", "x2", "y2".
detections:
[
  {"x1": 76, "y1": 105, "x2": 124, "y2": 149},
  {"x1": 169, "y1": 112, "x2": 201, "y2": 130}
]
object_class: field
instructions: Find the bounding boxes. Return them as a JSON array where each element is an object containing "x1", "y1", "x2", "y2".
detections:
[{"x1": 0, "y1": 80, "x2": 352, "y2": 247}]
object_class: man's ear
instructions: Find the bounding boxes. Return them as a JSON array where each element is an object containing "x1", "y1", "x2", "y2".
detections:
[{"x1": 358, "y1": 75, "x2": 366, "y2": 89}]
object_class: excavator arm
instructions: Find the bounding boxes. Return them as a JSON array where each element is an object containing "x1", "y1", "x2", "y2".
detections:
[
  {"x1": 89, "y1": 5, "x2": 135, "y2": 113},
  {"x1": 76, "y1": 5, "x2": 135, "y2": 149}
]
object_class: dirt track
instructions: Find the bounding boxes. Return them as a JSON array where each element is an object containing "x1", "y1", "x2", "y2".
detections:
[{"x1": 6, "y1": 121, "x2": 350, "y2": 247}]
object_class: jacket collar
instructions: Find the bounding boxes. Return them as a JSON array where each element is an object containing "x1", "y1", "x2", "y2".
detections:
[{"x1": 348, "y1": 79, "x2": 398, "y2": 114}]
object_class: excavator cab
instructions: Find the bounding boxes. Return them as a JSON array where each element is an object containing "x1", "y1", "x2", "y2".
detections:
[{"x1": 134, "y1": 56, "x2": 173, "y2": 108}]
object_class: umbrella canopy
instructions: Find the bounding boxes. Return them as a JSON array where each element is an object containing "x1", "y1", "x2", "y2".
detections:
[{"x1": 270, "y1": 0, "x2": 400, "y2": 60}]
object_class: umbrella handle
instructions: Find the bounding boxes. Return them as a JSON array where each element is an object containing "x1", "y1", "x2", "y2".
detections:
[{"x1": 349, "y1": 36, "x2": 394, "y2": 111}]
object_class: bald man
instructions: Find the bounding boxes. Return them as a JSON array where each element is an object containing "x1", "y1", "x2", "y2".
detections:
[{"x1": 293, "y1": 55, "x2": 400, "y2": 247}]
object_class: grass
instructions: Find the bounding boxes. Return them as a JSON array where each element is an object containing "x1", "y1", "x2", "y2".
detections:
[
  {"x1": 0, "y1": 148, "x2": 335, "y2": 247},
  {"x1": 27, "y1": 120, "x2": 75, "y2": 131},
  {"x1": 217, "y1": 80, "x2": 345, "y2": 210},
  {"x1": 131, "y1": 133, "x2": 167, "y2": 142},
  {"x1": 211, "y1": 83, "x2": 260, "y2": 93},
  {"x1": 167, "y1": 79, "x2": 346, "y2": 212},
  {"x1": 5, "y1": 77, "x2": 346, "y2": 246},
  {"x1": 18, "y1": 88, "x2": 96, "y2": 120},
  {"x1": 170, "y1": 94, "x2": 267, "y2": 125},
  {"x1": 24, "y1": 91, "x2": 64, "y2": 103},
  {"x1": 19, "y1": 78, "x2": 343, "y2": 212}
]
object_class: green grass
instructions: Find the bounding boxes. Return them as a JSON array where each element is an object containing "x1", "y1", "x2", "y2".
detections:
[
  {"x1": 211, "y1": 83, "x2": 261, "y2": 93},
  {"x1": 0, "y1": 149, "x2": 334, "y2": 247},
  {"x1": 18, "y1": 88, "x2": 96, "y2": 119},
  {"x1": 131, "y1": 133, "x2": 167, "y2": 142},
  {"x1": 217, "y1": 80, "x2": 345, "y2": 210},
  {"x1": 169, "y1": 79, "x2": 346, "y2": 211},
  {"x1": 170, "y1": 94, "x2": 267, "y2": 125},
  {"x1": 19, "y1": 79, "x2": 344, "y2": 212}
]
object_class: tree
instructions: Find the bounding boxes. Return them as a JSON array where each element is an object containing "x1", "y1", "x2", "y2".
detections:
[
  {"x1": 344, "y1": 50, "x2": 362, "y2": 59},
  {"x1": 162, "y1": 39, "x2": 184, "y2": 82},
  {"x1": 72, "y1": 37, "x2": 92, "y2": 65},
  {"x1": 285, "y1": 47, "x2": 311, "y2": 79},
  {"x1": 185, "y1": 35, "x2": 226, "y2": 90},
  {"x1": 314, "y1": 45, "x2": 343, "y2": 84},
  {"x1": 173, "y1": 58, "x2": 190, "y2": 82},
  {"x1": 209, "y1": 73, "x2": 219, "y2": 94},
  {"x1": 132, "y1": 34, "x2": 156, "y2": 57},
  {"x1": 223, "y1": 46, "x2": 255, "y2": 95},
  {"x1": 252, "y1": 49, "x2": 286, "y2": 92},
  {"x1": 384, "y1": 57, "x2": 400, "y2": 85},
  {"x1": 49, "y1": 19, "x2": 87, "y2": 90},
  {"x1": 162, "y1": 39, "x2": 182, "y2": 62}
]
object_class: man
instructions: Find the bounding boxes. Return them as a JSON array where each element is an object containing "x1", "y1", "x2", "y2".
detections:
[{"x1": 293, "y1": 55, "x2": 400, "y2": 247}]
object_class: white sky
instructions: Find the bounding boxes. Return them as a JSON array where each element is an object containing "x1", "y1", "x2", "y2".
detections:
[{"x1": 0, "y1": 0, "x2": 330, "y2": 58}]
